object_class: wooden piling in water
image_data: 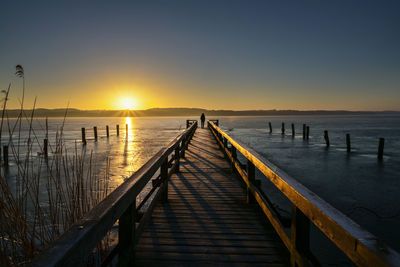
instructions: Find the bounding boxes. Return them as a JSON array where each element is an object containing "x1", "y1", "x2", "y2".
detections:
[
  {"x1": 269, "y1": 122, "x2": 272, "y2": 133},
  {"x1": 378, "y1": 138, "x2": 384, "y2": 160},
  {"x1": 281, "y1": 123, "x2": 285, "y2": 135},
  {"x1": 94, "y1": 127, "x2": 98, "y2": 142},
  {"x1": 324, "y1": 131, "x2": 330, "y2": 147},
  {"x1": 302, "y1": 124, "x2": 306, "y2": 139},
  {"x1": 291, "y1": 123, "x2": 295, "y2": 137},
  {"x1": 3, "y1": 146, "x2": 8, "y2": 167},
  {"x1": 106, "y1": 125, "x2": 109, "y2": 138},
  {"x1": 346, "y1": 134, "x2": 351, "y2": 152},
  {"x1": 306, "y1": 126, "x2": 310, "y2": 140},
  {"x1": 116, "y1": 125, "x2": 120, "y2": 136},
  {"x1": 44, "y1": 139, "x2": 48, "y2": 157},
  {"x1": 126, "y1": 124, "x2": 128, "y2": 136},
  {"x1": 81, "y1": 128, "x2": 86, "y2": 144}
]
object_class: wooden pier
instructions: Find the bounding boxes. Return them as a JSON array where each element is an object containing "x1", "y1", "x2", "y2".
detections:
[
  {"x1": 32, "y1": 120, "x2": 400, "y2": 267},
  {"x1": 134, "y1": 128, "x2": 288, "y2": 265}
]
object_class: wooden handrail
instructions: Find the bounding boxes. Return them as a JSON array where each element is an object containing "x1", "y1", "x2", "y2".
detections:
[
  {"x1": 31, "y1": 121, "x2": 198, "y2": 267},
  {"x1": 208, "y1": 121, "x2": 400, "y2": 267},
  {"x1": 186, "y1": 119, "x2": 197, "y2": 128}
]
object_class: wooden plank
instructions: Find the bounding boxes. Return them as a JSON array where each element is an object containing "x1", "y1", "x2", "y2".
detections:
[
  {"x1": 135, "y1": 251, "x2": 285, "y2": 263},
  {"x1": 134, "y1": 259, "x2": 287, "y2": 267},
  {"x1": 137, "y1": 237, "x2": 283, "y2": 248},
  {"x1": 135, "y1": 244, "x2": 281, "y2": 254}
]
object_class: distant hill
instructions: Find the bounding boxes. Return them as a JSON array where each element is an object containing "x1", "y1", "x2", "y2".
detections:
[{"x1": 3, "y1": 108, "x2": 399, "y2": 118}]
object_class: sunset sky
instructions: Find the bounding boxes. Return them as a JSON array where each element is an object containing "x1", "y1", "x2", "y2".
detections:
[{"x1": 1, "y1": 1, "x2": 399, "y2": 111}]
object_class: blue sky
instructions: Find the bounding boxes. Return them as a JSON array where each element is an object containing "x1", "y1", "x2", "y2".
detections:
[{"x1": 1, "y1": 1, "x2": 399, "y2": 110}]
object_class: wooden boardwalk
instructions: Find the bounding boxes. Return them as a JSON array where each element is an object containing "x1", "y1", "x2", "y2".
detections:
[{"x1": 135, "y1": 128, "x2": 289, "y2": 266}]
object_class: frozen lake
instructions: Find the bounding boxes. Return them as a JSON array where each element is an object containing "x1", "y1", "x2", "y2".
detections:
[{"x1": 1, "y1": 115, "x2": 399, "y2": 265}]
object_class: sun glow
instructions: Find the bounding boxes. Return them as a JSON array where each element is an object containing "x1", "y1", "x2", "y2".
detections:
[{"x1": 115, "y1": 95, "x2": 140, "y2": 110}]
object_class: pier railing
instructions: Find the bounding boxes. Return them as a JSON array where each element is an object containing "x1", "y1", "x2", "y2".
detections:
[
  {"x1": 208, "y1": 121, "x2": 400, "y2": 267},
  {"x1": 31, "y1": 122, "x2": 197, "y2": 266}
]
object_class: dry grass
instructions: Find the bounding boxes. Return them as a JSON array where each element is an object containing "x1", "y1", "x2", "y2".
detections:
[{"x1": 0, "y1": 68, "x2": 111, "y2": 266}]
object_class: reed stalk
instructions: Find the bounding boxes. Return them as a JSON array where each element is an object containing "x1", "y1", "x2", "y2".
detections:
[{"x1": 0, "y1": 67, "x2": 112, "y2": 265}]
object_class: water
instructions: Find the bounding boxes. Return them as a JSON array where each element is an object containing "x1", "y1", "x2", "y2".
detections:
[
  {"x1": 1, "y1": 115, "x2": 399, "y2": 264},
  {"x1": 1, "y1": 117, "x2": 185, "y2": 191},
  {"x1": 216, "y1": 115, "x2": 400, "y2": 264}
]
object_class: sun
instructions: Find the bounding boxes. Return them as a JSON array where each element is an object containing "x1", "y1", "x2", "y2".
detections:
[
  {"x1": 116, "y1": 95, "x2": 139, "y2": 110},
  {"x1": 122, "y1": 99, "x2": 134, "y2": 110}
]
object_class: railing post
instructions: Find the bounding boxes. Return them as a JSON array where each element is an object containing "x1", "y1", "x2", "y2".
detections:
[
  {"x1": 161, "y1": 158, "x2": 168, "y2": 202},
  {"x1": 246, "y1": 159, "x2": 255, "y2": 204},
  {"x1": 175, "y1": 144, "x2": 180, "y2": 172},
  {"x1": 119, "y1": 200, "x2": 137, "y2": 265},
  {"x1": 93, "y1": 126, "x2": 98, "y2": 142},
  {"x1": 290, "y1": 206, "x2": 310, "y2": 267},
  {"x1": 186, "y1": 120, "x2": 189, "y2": 128},
  {"x1": 181, "y1": 137, "x2": 186, "y2": 158},
  {"x1": 231, "y1": 146, "x2": 237, "y2": 172}
]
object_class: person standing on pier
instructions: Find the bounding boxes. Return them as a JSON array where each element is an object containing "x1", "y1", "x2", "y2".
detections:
[{"x1": 200, "y1": 113, "x2": 205, "y2": 128}]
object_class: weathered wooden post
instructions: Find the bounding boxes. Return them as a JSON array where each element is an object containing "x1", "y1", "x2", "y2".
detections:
[
  {"x1": 186, "y1": 120, "x2": 190, "y2": 128},
  {"x1": 93, "y1": 126, "x2": 98, "y2": 142},
  {"x1": 43, "y1": 138, "x2": 48, "y2": 157},
  {"x1": 161, "y1": 158, "x2": 168, "y2": 202},
  {"x1": 302, "y1": 124, "x2": 306, "y2": 139},
  {"x1": 231, "y1": 146, "x2": 237, "y2": 172},
  {"x1": 106, "y1": 125, "x2": 109, "y2": 138},
  {"x1": 119, "y1": 201, "x2": 137, "y2": 264},
  {"x1": 324, "y1": 130, "x2": 330, "y2": 147},
  {"x1": 306, "y1": 126, "x2": 310, "y2": 140},
  {"x1": 281, "y1": 123, "x2": 285, "y2": 135},
  {"x1": 3, "y1": 146, "x2": 8, "y2": 167},
  {"x1": 346, "y1": 134, "x2": 351, "y2": 152},
  {"x1": 378, "y1": 138, "x2": 384, "y2": 160},
  {"x1": 126, "y1": 124, "x2": 128, "y2": 137},
  {"x1": 116, "y1": 124, "x2": 120, "y2": 136},
  {"x1": 269, "y1": 122, "x2": 272, "y2": 133},
  {"x1": 181, "y1": 137, "x2": 186, "y2": 158},
  {"x1": 291, "y1": 123, "x2": 295, "y2": 138},
  {"x1": 246, "y1": 159, "x2": 255, "y2": 204},
  {"x1": 290, "y1": 205, "x2": 310, "y2": 266},
  {"x1": 81, "y1": 128, "x2": 86, "y2": 144},
  {"x1": 175, "y1": 144, "x2": 180, "y2": 172}
]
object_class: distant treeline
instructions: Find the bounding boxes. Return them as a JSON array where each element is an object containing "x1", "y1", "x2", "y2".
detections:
[{"x1": 4, "y1": 108, "x2": 399, "y2": 117}]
